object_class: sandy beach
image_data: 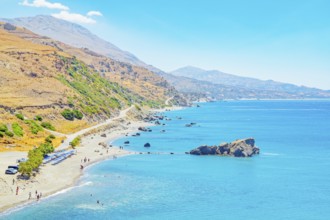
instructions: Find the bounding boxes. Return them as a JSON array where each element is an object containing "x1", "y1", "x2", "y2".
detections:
[{"x1": 0, "y1": 107, "x2": 154, "y2": 213}]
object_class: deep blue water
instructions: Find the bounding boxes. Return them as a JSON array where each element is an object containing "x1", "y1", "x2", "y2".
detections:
[{"x1": 2, "y1": 100, "x2": 330, "y2": 220}]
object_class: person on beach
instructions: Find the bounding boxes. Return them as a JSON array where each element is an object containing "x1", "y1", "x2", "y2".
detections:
[
  {"x1": 80, "y1": 165, "x2": 84, "y2": 170},
  {"x1": 29, "y1": 192, "x2": 31, "y2": 199},
  {"x1": 35, "y1": 190, "x2": 38, "y2": 195},
  {"x1": 12, "y1": 179, "x2": 15, "y2": 185},
  {"x1": 16, "y1": 186, "x2": 19, "y2": 195},
  {"x1": 37, "y1": 194, "x2": 40, "y2": 201}
]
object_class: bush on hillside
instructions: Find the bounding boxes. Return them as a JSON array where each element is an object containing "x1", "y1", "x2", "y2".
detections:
[
  {"x1": 5, "y1": 130, "x2": 14, "y2": 137},
  {"x1": 61, "y1": 109, "x2": 75, "y2": 121},
  {"x1": 73, "y1": 110, "x2": 83, "y2": 120},
  {"x1": 41, "y1": 122, "x2": 56, "y2": 131},
  {"x1": 25, "y1": 120, "x2": 43, "y2": 134},
  {"x1": 12, "y1": 123, "x2": 24, "y2": 137},
  {"x1": 0, "y1": 124, "x2": 8, "y2": 132},
  {"x1": 35, "y1": 115, "x2": 43, "y2": 121},
  {"x1": 61, "y1": 109, "x2": 83, "y2": 120},
  {"x1": 45, "y1": 136, "x2": 52, "y2": 143},
  {"x1": 16, "y1": 113, "x2": 24, "y2": 120},
  {"x1": 45, "y1": 134, "x2": 56, "y2": 143},
  {"x1": 109, "y1": 98, "x2": 120, "y2": 109}
]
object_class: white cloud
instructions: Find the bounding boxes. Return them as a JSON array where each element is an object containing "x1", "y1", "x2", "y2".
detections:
[
  {"x1": 52, "y1": 11, "x2": 96, "y2": 24},
  {"x1": 87, "y1": 11, "x2": 103, "y2": 17},
  {"x1": 20, "y1": 0, "x2": 69, "y2": 10},
  {"x1": 20, "y1": 0, "x2": 103, "y2": 25}
]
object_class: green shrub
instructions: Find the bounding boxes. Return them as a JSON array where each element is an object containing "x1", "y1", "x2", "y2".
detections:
[
  {"x1": 0, "y1": 132, "x2": 3, "y2": 138},
  {"x1": 109, "y1": 98, "x2": 120, "y2": 109},
  {"x1": 35, "y1": 115, "x2": 43, "y2": 121},
  {"x1": 45, "y1": 134, "x2": 56, "y2": 143},
  {"x1": 41, "y1": 122, "x2": 56, "y2": 131},
  {"x1": 25, "y1": 120, "x2": 43, "y2": 134},
  {"x1": 45, "y1": 136, "x2": 52, "y2": 143},
  {"x1": 0, "y1": 124, "x2": 8, "y2": 132},
  {"x1": 73, "y1": 110, "x2": 83, "y2": 120},
  {"x1": 61, "y1": 109, "x2": 84, "y2": 120},
  {"x1": 18, "y1": 161, "x2": 33, "y2": 176},
  {"x1": 16, "y1": 113, "x2": 24, "y2": 120},
  {"x1": 39, "y1": 142, "x2": 54, "y2": 155},
  {"x1": 12, "y1": 123, "x2": 24, "y2": 137},
  {"x1": 5, "y1": 130, "x2": 14, "y2": 137},
  {"x1": 134, "y1": 104, "x2": 141, "y2": 111},
  {"x1": 19, "y1": 141, "x2": 55, "y2": 177},
  {"x1": 70, "y1": 136, "x2": 81, "y2": 147},
  {"x1": 61, "y1": 109, "x2": 75, "y2": 120}
]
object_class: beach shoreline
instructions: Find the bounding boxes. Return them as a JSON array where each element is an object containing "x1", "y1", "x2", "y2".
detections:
[{"x1": 0, "y1": 107, "x2": 160, "y2": 214}]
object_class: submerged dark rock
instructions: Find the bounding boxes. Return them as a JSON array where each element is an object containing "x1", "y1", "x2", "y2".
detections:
[
  {"x1": 138, "y1": 127, "x2": 152, "y2": 132},
  {"x1": 144, "y1": 143, "x2": 151, "y2": 148},
  {"x1": 185, "y1": 122, "x2": 197, "y2": 127},
  {"x1": 190, "y1": 138, "x2": 260, "y2": 157}
]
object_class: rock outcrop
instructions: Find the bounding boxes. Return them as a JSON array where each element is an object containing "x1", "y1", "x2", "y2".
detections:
[{"x1": 190, "y1": 138, "x2": 260, "y2": 157}]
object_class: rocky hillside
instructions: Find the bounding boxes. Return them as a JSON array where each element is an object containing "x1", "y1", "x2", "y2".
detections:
[
  {"x1": 0, "y1": 15, "x2": 146, "y2": 67},
  {"x1": 1, "y1": 23, "x2": 182, "y2": 107},
  {"x1": 0, "y1": 23, "x2": 180, "y2": 151}
]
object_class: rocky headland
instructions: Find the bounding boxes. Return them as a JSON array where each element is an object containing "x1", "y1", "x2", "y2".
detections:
[{"x1": 190, "y1": 138, "x2": 260, "y2": 157}]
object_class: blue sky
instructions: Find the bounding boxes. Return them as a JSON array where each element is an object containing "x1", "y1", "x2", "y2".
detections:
[{"x1": 1, "y1": 0, "x2": 330, "y2": 89}]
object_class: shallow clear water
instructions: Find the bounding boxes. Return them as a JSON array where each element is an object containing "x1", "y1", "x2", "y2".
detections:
[{"x1": 2, "y1": 100, "x2": 330, "y2": 220}]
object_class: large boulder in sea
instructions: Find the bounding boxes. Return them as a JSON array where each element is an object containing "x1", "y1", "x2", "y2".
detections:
[{"x1": 190, "y1": 138, "x2": 260, "y2": 157}]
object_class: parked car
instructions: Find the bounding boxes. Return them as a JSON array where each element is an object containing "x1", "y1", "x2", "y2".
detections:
[
  {"x1": 5, "y1": 168, "x2": 18, "y2": 175},
  {"x1": 16, "y1": 158, "x2": 27, "y2": 163},
  {"x1": 8, "y1": 165, "x2": 19, "y2": 170}
]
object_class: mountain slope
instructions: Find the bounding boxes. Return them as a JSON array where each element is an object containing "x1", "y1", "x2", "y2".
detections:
[
  {"x1": 0, "y1": 22, "x2": 184, "y2": 107},
  {"x1": 1, "y1": 15, "x2": 147, "y2": 67},
  {"x1": 0, "y1": 23, "x2": 179, "y2": 150},
  {"x1": 170, "y1": 66, "x2": 330, "y2": 99}
]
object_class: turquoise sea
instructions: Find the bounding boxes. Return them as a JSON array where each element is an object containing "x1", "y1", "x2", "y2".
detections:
[{"x1": 2, "y1": 100, "x2": 330, "y2": 220}]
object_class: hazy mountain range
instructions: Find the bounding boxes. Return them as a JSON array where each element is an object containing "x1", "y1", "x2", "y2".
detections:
[
  {"x1": 1, "y1": 15, "x2": 148, "y2": 68},
  {"x1": 1, "y1": 15, "x2": 330, "y2": 100},
  {"x1": 169, "y1": 66, "x2": 330, "y2": 99}
]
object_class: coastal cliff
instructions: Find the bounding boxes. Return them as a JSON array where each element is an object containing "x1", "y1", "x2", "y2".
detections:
[{"x1": 190, "y1": 138, "x2": 260, "y2": 157}]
